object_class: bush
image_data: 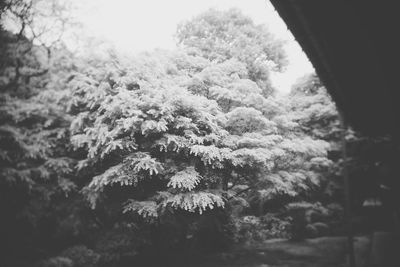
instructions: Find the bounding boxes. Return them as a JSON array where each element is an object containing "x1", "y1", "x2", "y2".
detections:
[
  {"x1": 235, "y1": 214, "x2": 291, "y2": 244},
  {"x1": 260, "y1": 213, "x2": 292, "y2": 239},
  {"x1": 305, "y1": 222, "x2": 330, "y2": 238},
  {"x1": 61, "y1": 245, "x2": 100, "y2": 267},
  {"x1": 286, "y1": 202, "x2": 314, "y2": 240},
  {"x1": 286, "y1": 201, "x2": 343, "y2": 240}
]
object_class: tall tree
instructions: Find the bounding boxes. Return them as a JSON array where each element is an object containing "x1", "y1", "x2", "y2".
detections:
[
  {"x1": 288, "y1": 73, "x2": 343, "y2": 208},
  {"x1": 176, "y1": 8, "x2": 288, "y2": 96}
]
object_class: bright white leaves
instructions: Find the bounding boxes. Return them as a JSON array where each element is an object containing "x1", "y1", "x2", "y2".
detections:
[
  {"x1": 190, "y1": 145, "x2": 225, "y2": 165},
  {"x1": 123, "y1": 200, "x2": 158, "y2": 218},
  {"x1": 167, "y1": 167, "x2": 201, "y2": 191},
  {"x1": 141, "y1": 119, "x2": 169, "y2": 135},
  {"x1": 123, "y1": 191, "x2": 225, "y2": 217},
  {"x1": 85, "y1": 153, "x2": 164, "y2": 208},
  {"x1": 279, "y1": 137, "x2": 329, "y2": 157},
  {"x1": 164, "y1": 192, "x2": 225, "y2": 215},
  {"x1": 68, "y1": 16, "x2": 334, "y2": 219},
  {"x1": 88, "y1": 164, "x2": 129, "y2": 189},
  {"x1": 130, "y1": 153, "x2": 164, "y2": 175},
  {"x1": 176, "y1": 9, "x2": 287, "y2": 71}
]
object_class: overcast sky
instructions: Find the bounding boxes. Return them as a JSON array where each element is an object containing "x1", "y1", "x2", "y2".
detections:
[{"x1": 74, "y1": 0, "x2": 314, "y2": 94}]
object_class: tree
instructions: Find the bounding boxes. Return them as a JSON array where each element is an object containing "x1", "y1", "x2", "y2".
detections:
[
  {"x1": 69, "y1": 50, "x2": 331, "y2": 222},
  {"x1": 283, "y1": 74, "x2": 347, "y2": 238},
  {"x1": 176, "y1": 8, "x2": 288, "y2": 96},
  {"x1": 69, "y1": 68, "x2": 227, "y2": 217},
  {"x1": 175, "y1": 11, "x2": 331, "y2": 217},
  {"x1": 288, "y1": 74, "x2": 342, "y2": 200},
  {"x1": 75, "y1": 10, "x2": 330, "y2": 229},
  {"x1": 0, "y1": 2, "x2": 86, "y2": 265},
  {"x1": 289, "y1": 73, "x2": 341, "y2": 142}
]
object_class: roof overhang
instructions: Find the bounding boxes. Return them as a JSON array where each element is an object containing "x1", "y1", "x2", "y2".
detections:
[{"x1": 270, "y1": 0, "x2": 400, "y2": 136}]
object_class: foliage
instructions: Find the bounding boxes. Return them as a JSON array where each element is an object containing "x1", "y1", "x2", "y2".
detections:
[
  {"x1": 289, "y1": 73, "x2": 341, "y2": 142},
  {"x1": 0, "y1": 4, "x2": 351, "y2": 266},
  {"x1": 285, "y1": 201, "x2": 343, "y2": 240},
  {"x1": 67, "y1": 54, "x2": 332, "y2": 224},
  {"x1": 60, "y1": 245, "x2": 100, "y2": 267},
  {"x1": 177, "y1": 8, "x2": 288, "y2": 96},
  {"x1": 69, "y1": 73, "x2": 228, "y2": 217},
  {"x1": 235, "y1": 214, "x2": 291, "y2": 244},
  {"x1": 0, "y1": 3, "x2": 84, "y2": 266}
]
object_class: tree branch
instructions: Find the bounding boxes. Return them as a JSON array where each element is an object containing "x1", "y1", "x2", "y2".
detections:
[{"x1": 227, "y1": 186, "x2": 254, "y2": 201}]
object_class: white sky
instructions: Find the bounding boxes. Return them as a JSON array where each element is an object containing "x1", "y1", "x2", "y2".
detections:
[{"x1": 73, "y1": 0, "x2": 314, "y2": 94}]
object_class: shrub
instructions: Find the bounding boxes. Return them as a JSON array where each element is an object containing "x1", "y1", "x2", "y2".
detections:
[
  {"x1": 235, "y1": 214, "x2": 291, "y2": 244},
  {"x1": 260, "y1": 213, "x2": 291, "y2": 239},
  {"x1": 286, "y1": 201, "x2": 342, "y2": 240},
  {"x1": 305, "y1": 222, "x2": 330, "y2": 238},
  {"x1": 61, "y1": 245, "x2": 100, "y2": 267}
]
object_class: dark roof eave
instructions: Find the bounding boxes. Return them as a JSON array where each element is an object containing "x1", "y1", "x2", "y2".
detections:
[{"x1": 270, "y1": 0, "x2": 399, "y2": 136}]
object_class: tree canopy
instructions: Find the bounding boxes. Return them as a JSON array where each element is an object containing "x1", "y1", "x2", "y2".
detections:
[{"x1": 177, "y1": 8, "x2": 288, "y2": 97}]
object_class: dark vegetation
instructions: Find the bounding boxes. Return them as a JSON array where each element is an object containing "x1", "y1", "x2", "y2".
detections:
[{"x1": 0, "y1": 1, "x2": 396, "y2": 266}]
